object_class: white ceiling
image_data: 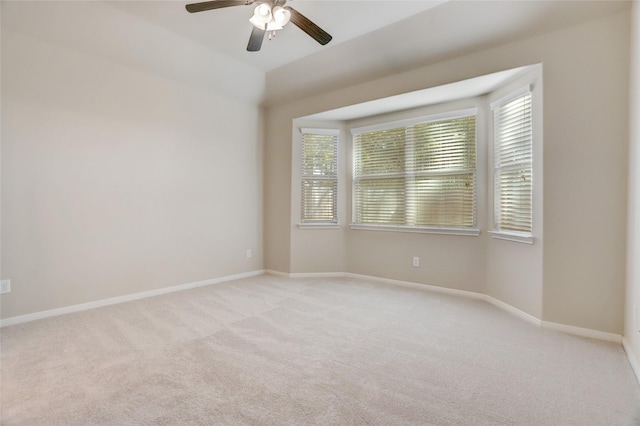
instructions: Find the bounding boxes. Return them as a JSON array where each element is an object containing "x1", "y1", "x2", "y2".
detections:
[{"x1": 110, "y1": 0, "x2": 448, "y2": 72}]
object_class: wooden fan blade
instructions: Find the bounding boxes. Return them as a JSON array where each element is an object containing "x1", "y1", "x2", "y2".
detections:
[
  {"x1": 186, "y1": 0, "x2": 254, "y2": 13},
  {"x1": 247, "y1": 25, "x2": 266, "y2": 52},
  {"x1": 284, "y1": 6, "x2": 332, "y2": 46}
]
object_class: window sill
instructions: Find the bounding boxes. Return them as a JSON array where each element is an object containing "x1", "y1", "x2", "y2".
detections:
[
  {"x1": 298, "y1": 223, "x2": 341, "y2": 230},
  {"x1": 489, "y1": 231, "x2": 534, "y2": 244},
  {"x1": 350, "y1": 224, "x2": 480, "y2": 237}
]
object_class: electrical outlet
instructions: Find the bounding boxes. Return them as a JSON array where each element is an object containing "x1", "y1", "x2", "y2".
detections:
[
  {"x1": 246, "y1": 249, "x2": 252, "y2": 258},
  {"x1": 0, "y1": 280, "x2": 11, "y2": 294},
  {"x1": 412, "y1": 257, "x2": 420, "y2": 267}
]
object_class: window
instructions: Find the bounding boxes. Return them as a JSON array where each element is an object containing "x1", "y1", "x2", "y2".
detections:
[
  {"x1": 300, "y1": 129, "x2": 339, "y2": 224},
  {"x1": 492, "y1": 89, "x2": 533, "y2": 239},
  {"x1": 352, "y1": 110, "x2": 477, "y2": 233}
]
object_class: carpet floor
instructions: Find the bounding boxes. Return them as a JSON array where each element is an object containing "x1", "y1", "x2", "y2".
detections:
[{"x1": 1, "y1": 274, "x2": 639, "y2": 425}]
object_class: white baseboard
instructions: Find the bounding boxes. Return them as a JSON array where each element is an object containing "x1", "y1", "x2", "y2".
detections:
[
  {"x1": 265, "y1": 270, "x2": 346, "y2": 279},
  {"x1": 265, "y1": 269, "x2": 290, "y2": 277},
  {"x1": 290, "y1": 272, "x2": 347, "y2": 279},
  {"x1": 484, "y1": 295, "x2": 542, "y2": 328},
  {"x1": 0, "y1": 270, "x2": 265, "y2": 328},
  {"x1": 623, "y1": 338, "x2": 640, "y2": 384},
  {"x1": 541, "y1": 320, "x2": 622, "y2": 343},
  {"x1": 345, "y1": 273, "x2": 486, "y2": 301}
]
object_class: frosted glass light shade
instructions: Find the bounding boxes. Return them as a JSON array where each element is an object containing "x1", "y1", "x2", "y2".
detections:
[
  {"x1": 272, "y1": 6, "x2": 291, "y2": 27},
  {"x1": 249, "y1": 3, "x2": 272, "y2": 29}
]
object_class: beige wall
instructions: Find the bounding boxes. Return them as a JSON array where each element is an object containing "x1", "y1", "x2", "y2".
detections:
[
  {"x1": 626, "y1": 0, "x2": 640, "y2": 373},
  {"x1": 541, "y1": 13, "x2": 630, "y2": 333},
  {"x1": 1, "y1": 3, "x2": 265, "y2": 319},
  {"x1": 264, "y1": 106, "x2": 293, "y2": 274},
  {"x1": 265, "y1": 10, "x2": 631, "y2": 334}
]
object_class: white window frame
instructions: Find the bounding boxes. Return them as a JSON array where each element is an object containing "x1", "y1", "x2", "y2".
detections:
[
  {"x1": 489, "y1": 86, "x2": 535, "y2": 244},
  {"x1": 299, "y1": 128, "x2": 340, "y2": 228},
  {"x1": 350, "y1": 108, "x2": 480, "y2": 236}
]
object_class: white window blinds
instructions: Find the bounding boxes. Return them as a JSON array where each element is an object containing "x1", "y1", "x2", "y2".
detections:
[
  {"x1": 493, "y1": 91, "x2": 533, "y2": 234},
  {"x1": 353, "y1": 113, "x2": 477, "y2": 229},
  {"x1": 301, "y1": 130, "x2": 338, "y2": 224}
]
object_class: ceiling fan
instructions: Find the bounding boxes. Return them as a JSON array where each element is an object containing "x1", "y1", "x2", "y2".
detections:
[{"x1": 185, "y1": 0, "x2": 332, "y2": 52}]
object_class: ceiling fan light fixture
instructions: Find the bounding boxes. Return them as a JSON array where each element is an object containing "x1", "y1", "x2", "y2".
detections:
[
  {"x1": 185, "y1": 0, "x2": 333, "y2": 51},
  {"x1": 272, "y1": 6, "x2": 291, "y2": 27},
  {"x1": 249, "y1": 3, "x2": 272, "y2": 28}
]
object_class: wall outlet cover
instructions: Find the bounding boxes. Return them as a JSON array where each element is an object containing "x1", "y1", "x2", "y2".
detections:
[{"x1": 0, "y1": 280, "x2": 11, "y2": 294}]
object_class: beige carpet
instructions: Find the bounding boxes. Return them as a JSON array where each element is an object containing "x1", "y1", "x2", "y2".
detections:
[{"x1": 1, "y1": 274, "x2": 639, "y2": 425}]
